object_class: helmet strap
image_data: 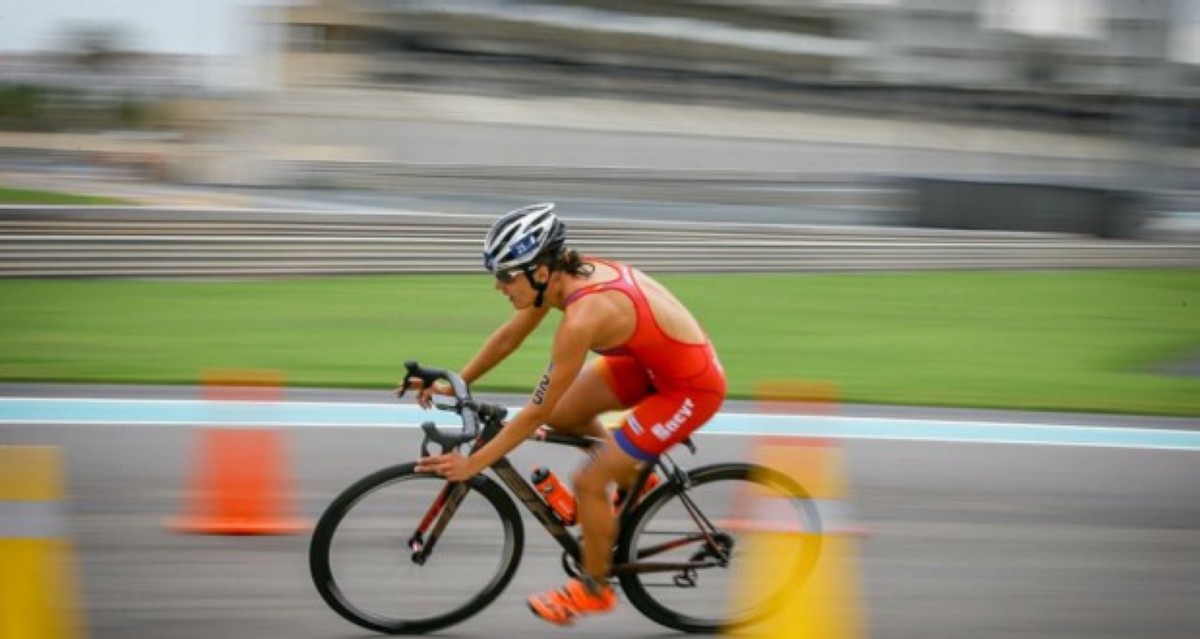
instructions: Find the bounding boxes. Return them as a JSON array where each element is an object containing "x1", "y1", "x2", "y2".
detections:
[{"x1": 524, "y1": 267, "x2": 549, "y2": 308}]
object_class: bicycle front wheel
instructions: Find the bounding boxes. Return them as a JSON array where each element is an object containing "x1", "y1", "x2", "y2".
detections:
[
  {"x1": 615, "y1": 462, "x2": 821, "y2": 633},
  {"x1": 309, "y1": 462, "x2": 524, "y2": 634}
]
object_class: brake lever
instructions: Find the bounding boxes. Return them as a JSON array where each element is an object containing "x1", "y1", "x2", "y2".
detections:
[
  {"x1": 418, "y1": 436, "x2": 455, "y2": 459},
  {"x1": 419, "y1": 420, "x2": 474, "y2": 459},
  {"x1": 400, "y1": 360, "x2": 445, "y2": 401}
]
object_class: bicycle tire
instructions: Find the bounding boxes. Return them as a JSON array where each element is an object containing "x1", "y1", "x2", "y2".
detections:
[
  {"x1": 309, "y1": 462, "x2": 524, "y2": 634},
  {"x1": 615, "y1": 462, "x2": 821, "y2": 633}
]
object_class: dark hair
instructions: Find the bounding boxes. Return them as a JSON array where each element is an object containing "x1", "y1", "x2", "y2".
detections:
[{"x1": 541, "y1": 247, "x2": 593, "y2": 278}]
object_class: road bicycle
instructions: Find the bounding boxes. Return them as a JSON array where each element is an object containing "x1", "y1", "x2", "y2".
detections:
[{"x1": 310, "y1": 361, "x2": 822, "y2": 634}]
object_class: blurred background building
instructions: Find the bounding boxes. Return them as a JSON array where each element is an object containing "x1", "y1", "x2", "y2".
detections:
[
  {"x1": 271, "y1": 1, "x2": 1196, "y2": 90},
  {"x1": 264, "y1": 1, "x2": 1197, "y2": 122},
  {"x1": 1, "y1": 0, "x2": 1198, "y2": 218}
]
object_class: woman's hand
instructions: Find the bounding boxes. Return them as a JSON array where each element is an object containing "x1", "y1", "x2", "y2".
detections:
[
  {"x1": 395, "y1": 376, "x2": 453, "y2": 409},
  {"x1": 415, "y1": 452, "x2": 478, "y2": 482}
]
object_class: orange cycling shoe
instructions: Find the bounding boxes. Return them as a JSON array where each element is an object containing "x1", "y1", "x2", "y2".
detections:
[
  {"x1": 613, "y1": 471, "x2": 661, "y2": 512},
  {"x1": 527, "y1": 578, "x2": 617, "y2": 626}
]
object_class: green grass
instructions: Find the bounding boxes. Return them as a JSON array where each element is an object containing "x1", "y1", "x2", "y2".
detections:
[
  {"x1": 0, "y1": 186, "x2": 135, "y2": 205},
  {"x1": 1, "y1": 270, "x2": 1197, "y2": 415}
]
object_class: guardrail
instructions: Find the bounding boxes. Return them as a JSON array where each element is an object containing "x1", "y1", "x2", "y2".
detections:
[{"x1": 2, "y1": 207, "x2": 1198, "y2": 277}]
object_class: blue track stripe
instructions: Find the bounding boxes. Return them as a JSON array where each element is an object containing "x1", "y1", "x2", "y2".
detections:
[
  {"x1": 0, "y1": 398, "x2": 1197, "y2": 451},
  {"x1": 704, "y1": 413, "x2": 1200, "y2": 450}
]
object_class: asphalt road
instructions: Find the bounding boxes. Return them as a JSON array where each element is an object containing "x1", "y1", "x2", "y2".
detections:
[{"x1": 2, "y1": 388, "x2": 1198, "y2": 639}]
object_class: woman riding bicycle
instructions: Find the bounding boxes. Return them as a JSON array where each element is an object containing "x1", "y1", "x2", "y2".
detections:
[{"x1": 406, "y1": 203, "x2": 727, "y2": 626}]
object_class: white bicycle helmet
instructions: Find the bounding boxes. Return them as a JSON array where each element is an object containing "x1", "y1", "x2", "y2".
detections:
[{"x1": 482, "y1": 203, "x2": 567, "y2": 273}]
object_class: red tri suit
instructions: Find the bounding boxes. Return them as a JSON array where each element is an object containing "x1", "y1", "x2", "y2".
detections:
[{"x1": 563, "y1": 259, "x2": 727, "y2": 460}]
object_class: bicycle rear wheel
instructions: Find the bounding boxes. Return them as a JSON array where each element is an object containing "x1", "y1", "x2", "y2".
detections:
[
  {"x1": 309, "y1": 462, "x2": 523, "y2": 634},
  {"x1": 615, "y1": 462, "x2": 821, "y2": 633}
]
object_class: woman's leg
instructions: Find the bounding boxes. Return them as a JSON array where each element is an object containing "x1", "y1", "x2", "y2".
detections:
[
  {"x1": 544, "y1": 358, "x2": 632, "y2": 439},
  {"x1": 529, "y1": 445, "x2": 632, "y2": 624},
  {"x1": 548, "y1": 357, "x2": 653, "y2": 490},
  {"x1": 528, "y1": 361, "x2": 647, "y2": 622},
  {"x1": 573, "y1": 441, "x2": 641, "y2": 585}
]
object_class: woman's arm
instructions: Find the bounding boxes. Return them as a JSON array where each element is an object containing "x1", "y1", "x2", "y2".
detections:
[
  {"x1": 418, "y1": 305, "x2": 601, "y2": 480},
  {"x1": 403, "y1": 305, "x2": 551, "y2": 404},
  {"x1": 460, "y1": 304, "x2": 551, "y2": 384}
]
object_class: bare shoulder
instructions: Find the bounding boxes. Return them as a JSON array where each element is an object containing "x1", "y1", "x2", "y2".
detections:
[
  {"x1": 586, "y1": 259, "x2": 621, "y2": 282},
  {"x1": 561, "y1": 286, "x2": 635, "y2": 348},
  {"x1": 562, "y1": 290, "x2": 621, "y2": 325},
  {"x1": 632, "y1": 268, "x2": 707, "y2": 343},
  {"x1": 631, "y1": 268, "x2": 678, "y2": 301}
]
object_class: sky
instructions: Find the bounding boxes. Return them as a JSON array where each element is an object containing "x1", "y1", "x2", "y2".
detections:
[{"x1": 0, "y1": 0, "x2": 288, "y2": 57}]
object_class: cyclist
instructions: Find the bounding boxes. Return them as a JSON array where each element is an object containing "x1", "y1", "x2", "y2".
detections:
[{"x1": 405, "y1": 203, "x2": 727, "y2": 626}]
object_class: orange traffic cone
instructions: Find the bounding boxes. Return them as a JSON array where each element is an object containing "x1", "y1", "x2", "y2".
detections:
[{"x1": 167, "y1": 370, "x2": 306, "y2": 535}]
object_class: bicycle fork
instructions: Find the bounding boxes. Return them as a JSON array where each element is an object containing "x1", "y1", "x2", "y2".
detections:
[{"x1": 407, "y1": 481, "x2": 471, "y2": 565}]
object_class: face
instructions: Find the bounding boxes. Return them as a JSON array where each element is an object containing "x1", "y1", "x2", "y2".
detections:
[{"x1": 493, "y1": 265, "x2": 541, "y2": 308}]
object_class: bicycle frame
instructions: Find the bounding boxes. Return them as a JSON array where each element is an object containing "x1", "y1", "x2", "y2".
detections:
[{"x1": 409, "y1": 414, "x2": 732, "y2": 578}]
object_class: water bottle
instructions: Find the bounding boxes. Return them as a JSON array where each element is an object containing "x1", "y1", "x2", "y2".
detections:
[{"x1": 531, "y1": 466, "x2": 576, "y2": 525}]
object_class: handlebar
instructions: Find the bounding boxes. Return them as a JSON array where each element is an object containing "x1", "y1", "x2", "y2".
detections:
[{"x1": 399, "y1": 360, "x2": 508, "y2": 456}]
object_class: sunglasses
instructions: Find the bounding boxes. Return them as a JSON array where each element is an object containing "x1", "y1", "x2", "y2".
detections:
[{"x1": 493, "y1": 266, "x2": 530, "y2": 284}]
